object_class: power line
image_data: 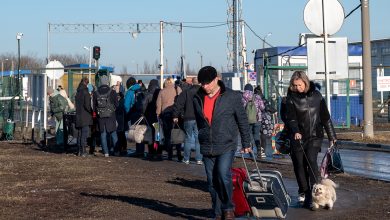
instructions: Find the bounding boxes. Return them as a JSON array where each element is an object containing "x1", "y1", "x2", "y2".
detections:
[{"x1": 345, "y1": 3, "x2": 362, "y2": 19}]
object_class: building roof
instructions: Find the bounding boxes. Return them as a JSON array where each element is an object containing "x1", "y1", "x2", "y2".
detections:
[{"x1": 255, "y1": 44, "x2": 362, "y2": 60}]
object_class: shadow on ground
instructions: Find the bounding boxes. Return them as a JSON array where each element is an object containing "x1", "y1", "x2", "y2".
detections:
[{"x1": 80, "y1": 192, "x2": 212, "y2": 219}]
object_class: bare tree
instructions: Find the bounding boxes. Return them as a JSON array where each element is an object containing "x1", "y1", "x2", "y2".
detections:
[
  {"x1": 120, "y1": 66, "x2": 128, "y2": 75},
  {"x1": 50, "y1": 54, "x2": 87, "y2": 66}
]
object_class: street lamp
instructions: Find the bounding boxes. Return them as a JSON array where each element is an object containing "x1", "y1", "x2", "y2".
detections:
[
  {"x1": 263, "y1": 32, "x2": 272, "y2": 49},
  {"x1": 197, "y1": 51, "x2": 203, "y2": 68},
  {"x1": 16, "y1": 33, "x2": 23, "y2": 97},
  {"x1": 1, "y1": 58, "x2": 9, "y2": 81},
  {"x1": 83, "y1": 46, "x2": 92, "y2": 82}
]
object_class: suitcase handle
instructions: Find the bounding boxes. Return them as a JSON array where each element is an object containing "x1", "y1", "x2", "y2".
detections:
[{"x1": 241, "y1": 151, "x2": 265, "y2": 189}]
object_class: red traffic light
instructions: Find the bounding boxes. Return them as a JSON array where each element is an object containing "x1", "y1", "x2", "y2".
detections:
[{"x1": 93, "y1": 46, "x2": 101, "y2": 60}]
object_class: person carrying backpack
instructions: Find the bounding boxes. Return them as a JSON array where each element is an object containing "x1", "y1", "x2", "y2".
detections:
[
  {"x1": 48, "y1": 87, "x2": 69, "y2": 147},
  {"x1": 242, "y1": 84, "x2": 266, "y2": 158},
  {"x1": 93, "y1": 76, "x2": 119, "y2": 157}
]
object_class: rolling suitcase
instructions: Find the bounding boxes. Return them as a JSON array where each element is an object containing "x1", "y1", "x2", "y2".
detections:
[
  {"x1": 232, "y1": 168, "x2": 251, "y2": 217},
  {"x1": 242, "y1": 152, "x2": 291, "y2": 219}
]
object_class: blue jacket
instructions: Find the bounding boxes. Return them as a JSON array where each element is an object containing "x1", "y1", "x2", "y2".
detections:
[{"x1": 124, "y1": 83, "x2": 141, "y2": 113}]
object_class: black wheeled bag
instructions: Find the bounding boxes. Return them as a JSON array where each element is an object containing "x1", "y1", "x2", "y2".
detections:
[{"x1": 241, "y1": 152, "x2": 291, "y2": 219}]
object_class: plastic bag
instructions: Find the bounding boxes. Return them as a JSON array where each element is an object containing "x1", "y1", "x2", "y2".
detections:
[
  {"x1": 127, "y1": 116, "x2": 153, "y2": 144},
  {"x1": 170, "y1": 123, "x2": 185, "y2": 144},
  {"x1": 321, "y1": 143, "x2": 344, "y2": 178}
]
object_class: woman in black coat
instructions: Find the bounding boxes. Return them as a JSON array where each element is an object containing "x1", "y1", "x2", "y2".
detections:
[
  {"x1": 75, "y1": 77, "x2": 93, "y2": 156},
  {"x1": 285, "y1": 71, "x2": 337, "y2": 209}
]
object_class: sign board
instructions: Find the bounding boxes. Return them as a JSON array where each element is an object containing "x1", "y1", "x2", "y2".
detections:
[
  {"x1": 307, "y1": 37, "x2": 349, "y2": 80},
  {"x1": 304, "y1": 0, "x2": 344, "y2": 36},
  {"x1": 377, "y1": 76, "x2": 390, "y2": 92},
  {"x1": 46, "y1": 60, "x2": 64, "y2": 80}
]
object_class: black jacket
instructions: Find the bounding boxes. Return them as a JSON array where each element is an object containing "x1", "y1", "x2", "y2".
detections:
[
  {"x1": 143, "y1": 83, "x2": 160, "y2": 126},
  {"x1": 193, "y1": 81, "x2": 251, "y2": 156},
  {"x1": 93, "y1": 85, "x2": 119, "y2": 133},
  {"x1": 286, "y1": 81, "x2": 336, "y2": 141},
  {"x1": 75, "y1": 83, "x2": 93, "y2": 128},
  {"x1": 173, "y1": 84, "x2": 201, "y2": 121}
]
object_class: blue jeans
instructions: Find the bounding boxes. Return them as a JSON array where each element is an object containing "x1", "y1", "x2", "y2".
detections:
[
  {"x1": 249, "y1": 123, "x2": 261, "y2": 156},
  {"x1": 183, "y1": 120, "x2": 202, "y2": 161},
  {"x1": 203, "y1": 150, "x2": 235, "y2": 217},
  {"x1": 100, "y1": 126, "x2": 118, "y2": 155}
]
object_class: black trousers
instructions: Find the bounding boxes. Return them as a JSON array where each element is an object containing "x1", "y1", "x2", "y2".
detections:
[
  {"x1": 290, "y1": 138, "x2": 322, "y2": 194},
  {"x1": 161, "y1": 112, "x2": 182, "y2": 160}
]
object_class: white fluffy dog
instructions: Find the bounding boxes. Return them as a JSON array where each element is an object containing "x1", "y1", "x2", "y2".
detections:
[{"x1": 312, "y1": 178, "x2": 338, "y2": 210}]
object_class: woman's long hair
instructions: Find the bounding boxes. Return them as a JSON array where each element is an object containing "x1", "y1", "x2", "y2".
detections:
[{"x1": 289, "y1": 71, "x2": 310, "y2": 93}]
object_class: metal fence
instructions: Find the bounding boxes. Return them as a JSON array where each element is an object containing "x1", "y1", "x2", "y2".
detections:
[{"x1": 263, "y1": 65, "x2": 388, "y2": 128}]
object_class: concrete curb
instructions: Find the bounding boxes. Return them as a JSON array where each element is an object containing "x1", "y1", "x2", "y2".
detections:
[{"x1": 324, "y1": 139, "x2": 390, "y2": 152}]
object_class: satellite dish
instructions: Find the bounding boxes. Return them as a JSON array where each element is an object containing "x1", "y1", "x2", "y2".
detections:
[
  {"x1": 304, "y1": 0, "x2": 344, "y2": 36},
  {"x1": 46, "y1": 60, "x2": 64, "y2": 79}
]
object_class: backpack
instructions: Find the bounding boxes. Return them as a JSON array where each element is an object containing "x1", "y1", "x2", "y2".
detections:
[
  {"x1": 246, "y1": 96, "x2": 257, "y2": 124},
  {"x1": 96, "y1": 89, "x2": 115, "y2": 118},
  {"x1": 50, "y1": 94, "x2": 68, "y2": 121},
  {"x1": 131, "y1": 89, "x2": 145, "y2": 113}
]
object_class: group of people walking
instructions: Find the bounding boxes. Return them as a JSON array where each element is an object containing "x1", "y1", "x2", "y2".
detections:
[{"x1": 48, "y1": 66, "x2": 337, "y2": 219}]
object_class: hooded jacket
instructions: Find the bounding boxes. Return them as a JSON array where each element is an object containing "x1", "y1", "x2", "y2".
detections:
[
  {"x1": 75, "y1": 83, "x2": 93, "y2": 128},
  {"x1": 286, "y1": 81, "x2": 336, "y2": 142},
  {"x1": 193, "y1": 80, "x2": 251, "y2": 156}
]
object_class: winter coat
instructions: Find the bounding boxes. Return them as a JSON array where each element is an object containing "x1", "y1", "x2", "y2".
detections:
[
  {"x1": 172, "y1": 84, "x2": 201, "y2": 121},
  {"x1": 115, "y1": 93, "x2": 126, "y2": 132},
  {"x1": 49, "y1": 94, "x2": 68, "y2": 121},
  {"x1": 124, "y1": 83, "x2": 142, "y2": 124},
  {"x1": 124, "y1": 83, "x2": 141, "y2": 114},
  {"x1": 193, "y1": 80, "x2": 251, "y2": 156},
  {"x1": 143, "y1": 83, "x2": 160, "y2": 125},
  {"x1": 241, "y1": 90, "x2": 265, "y2": 123},
  {"x1": 286, "y1": 81, "x2": 337, "y2": 142},
  {"x1": 156, "y1": 84, "x2": 182, "y2": 116},
  {"x1": 93, "y1": 85, "x2": 119, "y2": 133},
  {"x1": 75, "y1": 83, "x2": 93, "y2": 128}
]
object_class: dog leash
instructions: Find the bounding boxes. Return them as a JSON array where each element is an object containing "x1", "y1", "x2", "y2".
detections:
[{"x1": 298, "y1": 140, "x2": 319, "y2": 184}]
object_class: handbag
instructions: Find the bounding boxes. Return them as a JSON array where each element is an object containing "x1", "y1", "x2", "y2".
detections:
[
  {"x1": 127, "y1": 116, "x2": 153, "y2": 144},
  {"x1": 320, "y1": 143, "x2": 344, "y2": 178},
  {"x1": 275, "y1": 128, "x2": 290, "y2": 155},
  {"x1": 170, "y1": 122, "x2": 185, "y2": 144}
]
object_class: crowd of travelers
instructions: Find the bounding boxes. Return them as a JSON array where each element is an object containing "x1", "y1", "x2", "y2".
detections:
[
  {"x1": 47, "y1": 67, "x2": 337, "y2": 219},
  {"x1": 48, "y1": 72, "x2": 277, "y2": 163},
  {"x1": 47, "y1": 71, "x2": 275, "y2": 165}
]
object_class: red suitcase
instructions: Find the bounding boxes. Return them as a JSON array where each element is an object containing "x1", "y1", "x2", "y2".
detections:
[{"x1": 232, "y1": 167, "x2": 251, "y2": 217}]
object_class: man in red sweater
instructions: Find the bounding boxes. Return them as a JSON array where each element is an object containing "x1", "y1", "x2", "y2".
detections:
[{"x1": 193, "y1": 66, "x2": 252, "y2": 220}]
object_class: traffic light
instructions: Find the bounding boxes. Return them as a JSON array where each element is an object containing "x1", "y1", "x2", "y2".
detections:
[{"x1": 93, "y1": 46, "x2": 101, "y2": 60}]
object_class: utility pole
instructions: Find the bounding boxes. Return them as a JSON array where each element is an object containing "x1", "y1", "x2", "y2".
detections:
[{"x1": 361, "y1": 0, "x2": 374, "y2": 138}]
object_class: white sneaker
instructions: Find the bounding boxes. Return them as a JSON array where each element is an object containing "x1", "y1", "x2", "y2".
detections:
[
  {"x1": 196, "y1": 160, "x2": 203, "y2": 165},
  {"x1": 104, "y1": 154, "x2": 109, "y2": 158},
  {"x1": 182, "y1": 160, "x2": 190, "y2": 165},
  {"x1": 298, "y1": 193, "x2": 305, "y2": 203}
]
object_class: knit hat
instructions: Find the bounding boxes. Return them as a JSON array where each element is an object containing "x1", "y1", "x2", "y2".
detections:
[
  {"x1": 244, "y1": 84, "x2": 253, "y2": 92},
  {"x1": 100, "y1": 75, "x2": 109, "y2": 86},
  {"x1": 198, "y1": 66, "x2": 217, "y2": 84}
]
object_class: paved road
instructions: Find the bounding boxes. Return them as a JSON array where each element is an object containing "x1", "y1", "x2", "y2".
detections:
[{"x1": 241, "y1": 141, "x2": 390, "y2": 182}]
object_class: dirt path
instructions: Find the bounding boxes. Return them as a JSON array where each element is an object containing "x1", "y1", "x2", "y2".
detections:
[{"x1": 0, "y1": 142, "x2": 389, "y2": 219}]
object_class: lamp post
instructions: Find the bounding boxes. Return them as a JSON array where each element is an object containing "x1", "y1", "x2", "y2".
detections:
[
  {"x1": 16, "y1": 33, "x2": 23, "y2": 97},
  {"x1": 1, "y1": 58, "x2": 9, "y2": 81},
  {"x1": 263, "y1": 32, "x2": 272, "y2": 49},
  {"x1": 197, "y1": 51, "x2": 203, "y2": 69},
  {"x1": 83, "y1": 46, "x2": 92, "y2": 82}
]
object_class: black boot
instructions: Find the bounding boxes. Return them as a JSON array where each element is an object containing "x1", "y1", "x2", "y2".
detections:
[{"x1": 303, "y1": 190, "x2": 313, "y2": 209}]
